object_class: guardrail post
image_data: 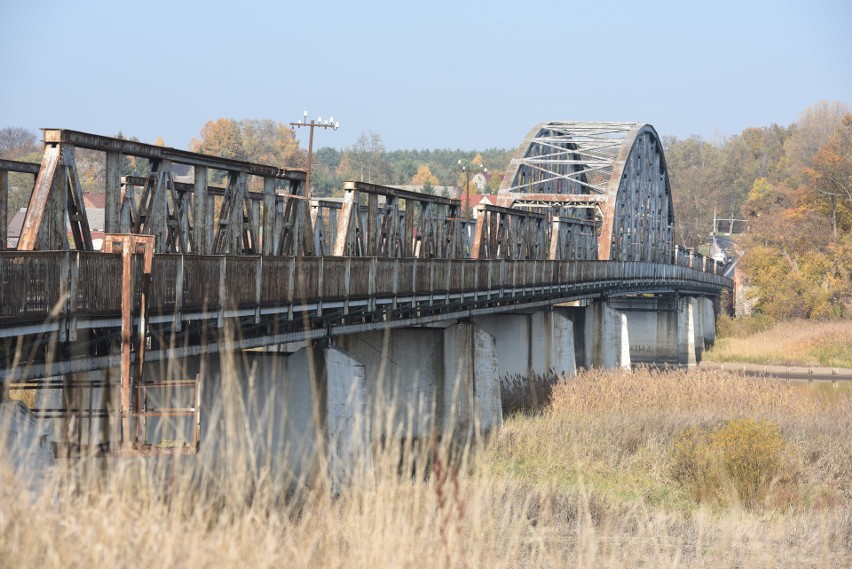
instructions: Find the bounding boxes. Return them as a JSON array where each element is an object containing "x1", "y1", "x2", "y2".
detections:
[
  {"x1": 392, "y1": 259, "x2": 399, "y2": 311},
  {"x1": 255, "y1": 256, "x2": 262, "y2": 323},
  {"x1": 369, "y1": 257, "x2": 377, "y2": 312},
  {"x1": 344, "y1": 257, "x2": 351, "y2": 315},
  {"x1": 429, "y1": 259, "x2": 435, "y2": 306},
  {"x1": 287, "y1": 257, "x2": 295, "y2": 320},
  {"x1": 317, "y1": 257, "x2": 324, "y2": 317},
  {"x1": 218, "y1": 256, "x2": 226, "y2": 328},
  {"x1": 68, "y1": 252, "x2": 81, "y2": 342},
  {"x1": 175, "y1": 255, "x2": 184, "y2": 331}
]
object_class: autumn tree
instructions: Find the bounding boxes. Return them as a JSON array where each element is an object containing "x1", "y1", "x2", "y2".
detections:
[
  {"x1": 411, "y1": 164, "x2": 439, "y2": 187},
  {"x1": 191, "y1": 118, "x2": 306, "y2": 186},
  {"x1": 804, "y1": 114, "x2": 852, "y2": 239},
  {"x1": 782, "y1": 100, "x2": 849, "y2": 183},
  {"x1": 191, "y1": 118, "x2": 245, "y2": 160}
]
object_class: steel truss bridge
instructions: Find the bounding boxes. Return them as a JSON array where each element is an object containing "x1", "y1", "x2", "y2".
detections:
[{"x1": 1, "y1": 123, "x2": 731, "y2": 444}]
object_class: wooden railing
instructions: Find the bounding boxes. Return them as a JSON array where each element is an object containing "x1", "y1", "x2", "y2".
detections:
[{"x1": 1, "y1": 252, "x2": 731, "y2": 325}]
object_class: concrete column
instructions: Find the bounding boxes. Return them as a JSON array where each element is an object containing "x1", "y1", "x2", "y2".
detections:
[
  {"x1": 701, "y1": 297, "x2": 717, "y2": 348},
  {"x1": 587, "y1": 301, "x2": 628, "y2": 369},
  {"x1": 337, "y1": 328, "x2": 443, "y2": 440},
  {"x1": 618, "y1": 312, "x2": 631, "y2": 370},
  {"x1": 677, "y1": 297, "x2": 697, "y2": 368},
  {"x1": 691, "y1": 297, "x2": 705, "y2": 363},
  {"x1": 338, "y1": 324, "x2": 502, "y2": 441},
  {"x1": 443, "y1": 322, "x2": 502, "y2": 437},
  {"x1": 475, "y1": 310, "x2": 576, "y2": 380},
  {"x1": 324, "y1": 346, "x2": 371, "y2": 489},
  {"x1": 619, "y1": 297, "x2": 679, "y2": 366},
  {"x1": 551, "y1": 309, "x2": 577, "y2": 377}
]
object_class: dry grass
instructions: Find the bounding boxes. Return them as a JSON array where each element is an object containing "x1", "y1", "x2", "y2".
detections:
[
  {"x1": 1, "y1": 367, "x2": 850, "y2": 568},
  {"x1": 705, "y1": 317, "x2": 852, "y2": 367}
]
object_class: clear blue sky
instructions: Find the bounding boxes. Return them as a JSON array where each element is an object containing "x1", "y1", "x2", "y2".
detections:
[{"x1": 1, "y1": 0, "x2": 849, "y2": 152}]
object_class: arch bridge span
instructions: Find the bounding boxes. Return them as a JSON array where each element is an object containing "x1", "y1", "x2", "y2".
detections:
[{"x1": 499, "y1": 122, "x2": 674, "y2": 263}]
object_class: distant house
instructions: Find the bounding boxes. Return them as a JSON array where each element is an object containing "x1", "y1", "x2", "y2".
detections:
[
  {"x1": 171, "y1": 163, "x2": 193, "y2": 184},
  {"x1": 458, "y1": 193, "x2": 497, "y2": 215},
  {"x1": 471, "y1": 172, "x2": 488, "y2": 192},
  {"x1": 5, "y1": 205, "x2": 105, "y2": 249},
  {"x1": 83, "y1": 192, "x2": 105, "y2": 210}
]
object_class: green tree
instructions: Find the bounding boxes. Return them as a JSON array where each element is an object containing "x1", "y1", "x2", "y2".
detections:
[{"x1": 339, "y1": 131, "x2": 391, "y2": 184}]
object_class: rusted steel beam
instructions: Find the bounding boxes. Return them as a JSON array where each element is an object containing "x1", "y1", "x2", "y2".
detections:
[
  {"x1": 124, "y1": 175, "x2": 260, "y2": 200},
  {"x1": 43, "y1": 129, "x2": 307, "y2": 181},
  {"x1": 62, "y1": 144, "x2": 94, "y2": 251},
  {"x1": 0, "y1": 159, "x2": 40, "y2": 175},
  {"x1": 104, "y1": 151, "x2": 121, "y2": 233},
  {"x1": 102, "y1": 234, "x2": 154, "y2": 450},
  {"x1": 193, "y1": 167, "x2": 209, "y2": 255},
  {"x1": 471, "y1": 203, "x2": 547, "y2": 260},
  {"x1": 18, "y1": 145, "x2": 63, "y2": 250},
  {"x1": 501, "y1": 192, "x2": 609, "y2": 205},
  {"x1": 343, "y1": 180, "x2": 459, "y2": 207},
  {"x1": 0, "y1": 171, "x2": 6, "y2": 250},
  {"x1": 476, "y1": 202, "x2": 547, "y2": 220}
]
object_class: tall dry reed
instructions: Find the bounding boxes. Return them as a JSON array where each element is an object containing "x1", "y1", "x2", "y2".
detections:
[{"x1": 0, "y1": 367, "x2": 849, "y2": 568}]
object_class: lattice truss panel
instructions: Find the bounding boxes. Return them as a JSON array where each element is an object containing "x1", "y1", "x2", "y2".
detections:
[
  {"x1": 500, "y1": 122, "x2": 675, "y2": 262},
  {"x1": 501, "y1": 122, "x2": 635, "y2": 195}
]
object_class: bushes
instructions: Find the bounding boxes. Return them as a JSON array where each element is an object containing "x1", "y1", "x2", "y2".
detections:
[{"x1": 672, "y1": 418, "x2": 789, "y2": 508}]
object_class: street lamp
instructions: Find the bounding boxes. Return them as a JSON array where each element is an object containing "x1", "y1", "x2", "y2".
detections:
[
  {"x1": 458, "y1": 159, "x2": 486, "y2": 219},
  {"x1": 290, "y1": 111, "x2": 340, "y2": 199}
]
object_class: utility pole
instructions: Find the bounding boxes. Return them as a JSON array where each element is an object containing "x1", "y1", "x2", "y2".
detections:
[
  {"x1": 458, "y1": 159, "x2": 486, "y2": 220},
  {"x1": 290, "y1": 111, "x2": 339, "y2": 199}
]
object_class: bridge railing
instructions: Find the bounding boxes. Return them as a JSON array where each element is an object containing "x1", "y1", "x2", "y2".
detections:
[{"x1": 0, "y1": 252, "x2": 731, "y2": 326}]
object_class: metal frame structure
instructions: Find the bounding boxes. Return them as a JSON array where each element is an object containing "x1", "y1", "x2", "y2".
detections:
[
  {"x1": 13, "y1": 129, "x2": 308, "y2": 256},
  {"x1": 499, "y1": 122, "x2": 675, "y2": 263},
  {"x1": 0, "y1": 123, "x2": 725, "y2": 456}
]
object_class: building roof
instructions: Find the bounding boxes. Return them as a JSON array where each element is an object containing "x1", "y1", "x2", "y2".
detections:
[{"x1": 83, "y1": 192, "x2": 106, "y2": 209}]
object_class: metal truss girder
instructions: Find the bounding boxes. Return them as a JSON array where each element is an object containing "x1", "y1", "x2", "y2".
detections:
[{"x1": 501, "y1": 121, "x2": 675, "y2": 263}]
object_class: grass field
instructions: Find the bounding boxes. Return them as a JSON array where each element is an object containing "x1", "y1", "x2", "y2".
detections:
[
  {"x1": 1, "y1": 367, "x2": 849, "y2": 568},
  {"x1": 705, "y1": 316, "x2": 852, "y2": 368}
]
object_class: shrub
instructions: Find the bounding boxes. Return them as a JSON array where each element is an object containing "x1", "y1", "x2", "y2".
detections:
[{"x1": 672, "y1": 418, "x2": 788, "y2": 508}]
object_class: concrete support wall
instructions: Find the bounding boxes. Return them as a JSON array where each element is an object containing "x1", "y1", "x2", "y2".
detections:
[
  {"x1": 586, "y1": 301, "x2": 630, "y2": 370},
  {"x1": 337, "y1": 328, "x2": 443, "y2": 439},
  {"x1": 691, "y1": 297, "x2": 705, "y2": 362},
  {"x1": 443, "y1": 322, "x2": 502, "y2": 437},
  {"x1": 138, "y1": 347, "x2": 370, "y2": 486},
  {"x1": 701, "y1": 297, "x2": 717, "y2": 348},
  {"x1": 622, "y1": 302, "x2": 679, "y2": 365},
  {"x1": 677, "y1": 297, "x2": 697, "y2": 368},
  {"x1": 475, "y1": 309, "x2": 576, "y2": 380},
  {"x1": 337, "y1": 323, "x2": 502, "y2": 440}
]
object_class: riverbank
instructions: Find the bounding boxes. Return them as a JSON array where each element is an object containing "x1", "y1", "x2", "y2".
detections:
[
  {"x1": 704, "y1": 317, "x2": 852, "y2": 368},
  {"x1": 699, "y1": 360, "x2": 852, "y2": 382}
]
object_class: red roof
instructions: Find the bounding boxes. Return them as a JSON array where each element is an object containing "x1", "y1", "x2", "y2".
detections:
[
  {"x1": 83, "y1": 193, "x2": 106, "y2": 209},
  {"x1": 459, "y1": 194, "x2": 497, "y2": 210}
]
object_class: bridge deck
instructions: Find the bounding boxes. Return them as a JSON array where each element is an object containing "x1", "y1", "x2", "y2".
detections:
[{"x1": 0, "y1": 252, "x2": 730, "y2": 380}]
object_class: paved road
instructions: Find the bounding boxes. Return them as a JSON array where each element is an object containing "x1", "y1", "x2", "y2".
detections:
[{"x1": 713, "y1": 235, "x2": 740, "y2": 279}]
